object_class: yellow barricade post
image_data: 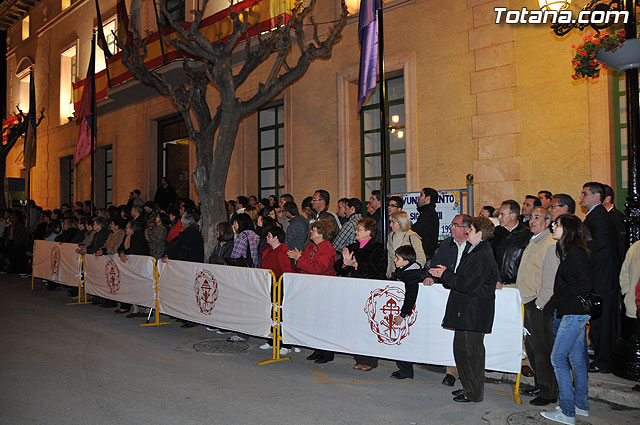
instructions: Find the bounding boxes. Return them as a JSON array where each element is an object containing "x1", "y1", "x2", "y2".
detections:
[
  {"x1": 258, "y1": 273, "x2": 292, "y2": 365},
  {"x1": 67, "y1": 255, "x2": 90, "y2": 305},
  {"x1": 512, "y1": 303, "x2": 525, "y2": 404},
  {"x1": 140, "y1": 258, "x2": 171, "y2": 327}
]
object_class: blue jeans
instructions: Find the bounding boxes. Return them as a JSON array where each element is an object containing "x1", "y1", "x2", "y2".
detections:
[{"x1": 551, "y1": 314, "x2": 590, "y2": 417}]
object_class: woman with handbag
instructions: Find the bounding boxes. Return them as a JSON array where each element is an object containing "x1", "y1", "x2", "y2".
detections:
[
  {"x1": 541, "y1": 214, "x2": 594, "y2": 425},
  {"x1": 226, "y1": 214, "x2": 261, "y2": 342},
  {"x1": 228, "y1": 213, "x2": 260, "y2": 268}
]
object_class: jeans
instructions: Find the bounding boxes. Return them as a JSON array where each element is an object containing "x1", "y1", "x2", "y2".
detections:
[{"x1": 551, "y1": 314, "x2": 590, "y2": 417}]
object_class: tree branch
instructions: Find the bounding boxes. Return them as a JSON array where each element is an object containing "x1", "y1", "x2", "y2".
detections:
[
  {"x1": 232, "y1": 12, "x2": 293, "y2": 89},
  {"x1": 239, "y1": 0, "x2": 348, "y2": 115}
]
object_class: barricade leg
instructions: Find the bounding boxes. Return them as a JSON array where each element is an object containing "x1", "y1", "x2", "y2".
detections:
[
  {"x1": 258, "y1": 274, "x2": 291, "y2": 365},
  {"x1": 512, "y1": 303, "x2": 525, "y2": 404},
  {"x1": 140, "y1": 259, "x2": 171, "y2": 327},
  {"x1": 67, "y1": 256, "x2": 90, "y2": 305},
  {"x1": 31, "y1": 242, "x2": 35, "y2": 291}
]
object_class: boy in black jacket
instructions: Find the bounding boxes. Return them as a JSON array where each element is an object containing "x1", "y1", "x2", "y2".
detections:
[{"x1": 389, "y1": 245, "x2": 422, "y2": 379}]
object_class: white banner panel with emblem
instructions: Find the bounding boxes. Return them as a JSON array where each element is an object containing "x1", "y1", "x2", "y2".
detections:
[
  {"x1": 281, "y1": 274, "x2": 522, "y2": 373},
  {"x1": 157, "y1": 261, "x2": 272, "y2": 338},
  {"x1": 84, "y1": 254, "x2": 155, "y2": 307},
  {"x1": 32, "y1": 240, "x2": 81, "y2": 287}
]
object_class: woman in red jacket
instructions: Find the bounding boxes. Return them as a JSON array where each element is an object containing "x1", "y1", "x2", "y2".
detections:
[
  {"x1": 287, "y1": 219, "x2": 337, "y2": 363},
  {"x1": 287, "y1": 219, "x2": 337, "y2": 276},
  {"x1": 261, "y1": 226, "x2": 294, "y2": 279}
]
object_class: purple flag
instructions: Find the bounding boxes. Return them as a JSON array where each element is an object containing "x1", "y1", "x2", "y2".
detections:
[{"x1": 358, "y1": 0, "x2": 381, "y2": 111}]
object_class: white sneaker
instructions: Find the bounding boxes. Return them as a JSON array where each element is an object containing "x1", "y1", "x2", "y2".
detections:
[
  {"x1": 227, "y1": 335, "x2": 248, "y2": 342},
  {"x1": 280, "y1": 347, "x2": 291, "y2": 355},
  {"x1": 293, "y1": 347, "x2": 301, "y2": 353},
  {"x1": 259, "y1": 343, "x2": 272, "y2": 350},
  {"x1": 541, "y1": 410, "x2": 575, "y2": 425},
  {"x1": 556, "y1": 405, "x2": 589, "y2": 417},
  {"x1": 205, "y1": 326, "x2": 217, "y2": 332},
  {"x1": 216, "y1": 329, "x2": 231, "y2": 334}
]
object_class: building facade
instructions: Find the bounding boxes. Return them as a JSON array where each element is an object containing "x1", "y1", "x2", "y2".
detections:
[{"x1": 1, "y1": 0, "x2": 626, "y2": 213}]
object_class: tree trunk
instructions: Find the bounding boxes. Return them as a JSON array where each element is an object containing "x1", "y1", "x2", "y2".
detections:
[
  {"x1": 0, "y1": 154, "x2": 7, "y2": 209},
  {"x1": 192, "y1": 105, "x2": 240, "y2": 259}
]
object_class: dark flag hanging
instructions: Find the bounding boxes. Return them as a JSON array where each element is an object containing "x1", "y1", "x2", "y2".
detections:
[
  {"x1": 74, "y1": 36, "x2": 96, "y2": 165},
  {"x1": 23, "y1": 70, "x2": 36, "y2": 170},
  {"x1": 116, "y1": 0, "x2": 133, "y2": 48},
  {"x1": 357, "y1": 0, "x2": 382, "y2": 111},
  {"x1": 95, "y1": 0, "x2": 113, "y2": 58}
]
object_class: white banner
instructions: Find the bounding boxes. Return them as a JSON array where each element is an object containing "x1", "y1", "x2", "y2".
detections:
[
  {"x1": 157, "y1": 261, "x2": 273, "y2": 338},
  {"x1": 281, "y1": 273, "x2": 523, "y2": 373},
  {"x1": 32, "y1": 240, "x2": 81, "y2": 287},
  {"x1": 396, "y1": 191, "x2": 464, "y2": 240},
  {"x1": 84, "y1": 254, "x2": 156, "y2": 308}
]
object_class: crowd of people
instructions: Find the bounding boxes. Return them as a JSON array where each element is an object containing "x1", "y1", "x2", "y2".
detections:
[{"x1": 1, "y1": 179, "x2": 639, "y2": 425}]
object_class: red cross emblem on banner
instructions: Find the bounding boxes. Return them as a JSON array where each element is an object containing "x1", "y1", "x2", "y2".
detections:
[
  {"x1": 364, "y1": 285, "x2": 418, "y2": 345},
  {"x1": 105, "y1": 259, "x2": 121, "y2": 294},
  {"x1": 50, "y1": 246, "x2": 61, "y2": 280},
  {"x1": 194, "y1": 269, "x2": 218, "y2": 315}
]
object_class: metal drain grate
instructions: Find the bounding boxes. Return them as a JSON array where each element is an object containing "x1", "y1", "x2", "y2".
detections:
[{"x1": 192, "y1": 340, "x2": 249, "y2": 354}]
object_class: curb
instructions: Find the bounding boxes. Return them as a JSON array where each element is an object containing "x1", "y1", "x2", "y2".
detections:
[{"x1": 487, "y1": 371, "x2": 640, "y2": 409}]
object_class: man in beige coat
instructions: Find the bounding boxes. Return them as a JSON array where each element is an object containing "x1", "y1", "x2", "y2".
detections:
[
  {"x1": 620, "y1": 240, "x2": 640, "y2": 320},
  {"x1": 516, "y1": 207, "x2": 559, "y2": 406}
]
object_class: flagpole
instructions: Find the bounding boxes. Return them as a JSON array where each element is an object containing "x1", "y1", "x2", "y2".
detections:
[
  {"x1": 104, "y1": 54, "x2": 112, "y2": 89},
  {"x1": 152, "y1": 0, "x2": 167, "y2": 65},
  {"x1": 376, "y1": 4, "x2": 389, "y2": 251},
  {"x1": 90, "y1": 32, "x2": 96, "y2": 216},
  {"x1": 27, "y1": 167, "x2": 31, "y2": 246},
  {"x1": 94, "y1": 0, "x2": 112, "y2": 87}
]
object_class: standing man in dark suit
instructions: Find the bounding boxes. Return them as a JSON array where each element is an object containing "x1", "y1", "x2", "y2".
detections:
[
  {"x1": 368, "y1": 190, "x2": 384, "y2": 243},
  {"x1": 580, "y1": 182, "x2": 622, "y2": 373},
  {"x1": 603, "y1": 184, "x2": 627, "y2": 259},
  {"x1": 412, "y1": 187, "x2": 439, "y2": 260}
]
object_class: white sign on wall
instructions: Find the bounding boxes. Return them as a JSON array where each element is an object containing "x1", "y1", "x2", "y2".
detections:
[{"x1": 395, "y1": 190, "x2": 463, "y2": 240}]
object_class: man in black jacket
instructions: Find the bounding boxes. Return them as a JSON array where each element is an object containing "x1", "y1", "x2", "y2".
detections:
[
  {"x1": 492, "y1": 200, "x2": 531, "y2": 287},
  {"x1": 368, "y1": 190, "x2": 384, "y2": 243},
  {"x1": 412, "y1": 187, "x2": 439, "y2": 260},
  {"x1": 424, "y1": 213, "x2": 472, "y2": 386},
  {"x1": 581, "y1": 182, "x2": 622, "y2": 373},
  {"x1": 85, "y1": 216, "x2": 110, "y2": 255},
  {"x1": 603, "y1": 184, "x2": 627, "y2": 259},
  {"x1": 165, "y1": 214, "x2": 204, "y2": 263},
  {"x1": 154, "y1": 177, "x2": 177, "y2": 211}
]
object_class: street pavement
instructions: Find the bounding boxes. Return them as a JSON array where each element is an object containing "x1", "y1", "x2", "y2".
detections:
[{"x1": 1, "y1": 274, "x2": 639, "y2": 425}]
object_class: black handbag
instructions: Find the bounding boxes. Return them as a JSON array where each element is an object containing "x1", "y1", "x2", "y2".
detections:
[
  {"x1": 224, "y1": 235, "x2": 254, "y2": 268},
  {"x1": 577, "y1": 292, "x2": 603, "y2": 319}
]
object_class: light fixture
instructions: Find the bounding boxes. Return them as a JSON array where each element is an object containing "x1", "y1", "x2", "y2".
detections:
[
  {"x1": 344, "y1": 0, "x2": 360, "y2": 15},
  {"x1": 538, "y1": 0, "x2": 571, "y2": 12},
  {"x1": 397, "y1": 130, "x2": 404, "y2": 139},
  {"x1": 391, "y1": 114, "x2": 399, "y2": 124}
]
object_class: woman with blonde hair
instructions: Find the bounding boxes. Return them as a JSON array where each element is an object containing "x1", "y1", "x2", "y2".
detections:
[{"x1": 386, "y1": 211, "x2": 426, "y2": 277}]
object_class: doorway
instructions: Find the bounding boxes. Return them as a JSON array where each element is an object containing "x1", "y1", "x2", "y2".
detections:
[{"x1": 157, "y1": 115, "x2": 190, "y2": 200}]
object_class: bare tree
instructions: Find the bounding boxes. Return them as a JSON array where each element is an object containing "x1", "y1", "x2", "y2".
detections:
[
  {"x1": 0, "y1": 107, "x2": 45, "y2": 208},
  {"x1": 117, "y1": 0, "x2": 348, "y2": 255}
]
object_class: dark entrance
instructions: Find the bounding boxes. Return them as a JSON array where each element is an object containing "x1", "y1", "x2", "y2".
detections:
[{"x1": 158, "y1": 115, "x2": 190, "y2": 200}]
